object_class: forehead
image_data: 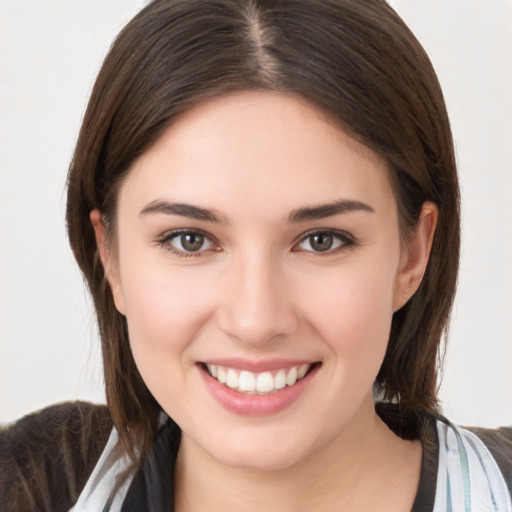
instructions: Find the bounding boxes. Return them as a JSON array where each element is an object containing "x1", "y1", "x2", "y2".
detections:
[{"x1": 120, "y1": 91, "x2": 395, "y2": 219}]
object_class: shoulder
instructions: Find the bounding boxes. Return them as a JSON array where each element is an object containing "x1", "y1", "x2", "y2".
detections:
[
  {"x1": 0, "y1": 401, "x2": 112, "y2": 512},
  {"x1": 466, "y1": 424, "x2": 512, "y2": 495},
  {"x1": 434, "y1": 420, "x2": 512, "y2": 509},
  {"x1": 376, "y1": 402, "x2": 512, "y2": 510}
]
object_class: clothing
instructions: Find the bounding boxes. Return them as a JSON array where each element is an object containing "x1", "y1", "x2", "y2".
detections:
[{"x1": 1, "y1": 401, "x2": 511, "y2": 511}]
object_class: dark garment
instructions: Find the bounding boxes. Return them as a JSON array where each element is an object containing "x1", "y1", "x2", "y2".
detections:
[
  {"x1": 1, "y1": 401, "x2": 511, "y2": 511},
  {"x1": 0, "y1": 402, "x2": 112, "y2": 511}
]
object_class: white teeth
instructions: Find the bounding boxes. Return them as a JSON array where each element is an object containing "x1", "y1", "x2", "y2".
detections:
[
  {"x1": 217, "y1": 366, "x2": 227, "y2": 384},
  {"x1": 205, "y1": 363, "x2": 313, "y2": 394},
  {"x1": 226, "y1": 369, "x2": 238, "y2": 389},
  {"x1": 256, "y1": 372, "x2": 274, "y2": 393},
  {"x1": 286, "y1": 367, "x2": 298, "y2": 386},
  {"x1": 298, "y1": 364, "x2": 309, "y2": 379},
  {"x1": 274, "y1": 370, "x2": 287, "y2": 389},
  {"x1": 238, "y1": 371, "x2": 256, "y2": 392},
  {"x1": 206, "y1": 364, "x2": 218, "y2": 378}
]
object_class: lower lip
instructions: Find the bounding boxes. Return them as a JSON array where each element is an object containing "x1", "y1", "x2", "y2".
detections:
[{"x1": 199, "y1": 364, "x2": 320, "y2": 416}]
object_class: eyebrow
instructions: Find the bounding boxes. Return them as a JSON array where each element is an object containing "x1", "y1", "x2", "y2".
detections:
[
  {"x1": 140, "y1": 200, "x2": 225, "y2": 223},
  {"x1": 288, "y1": 199, "x2": 375, "y2": 222},
  {"x1": 140, "y1": 198, "x2": 374, "y2": 224}
]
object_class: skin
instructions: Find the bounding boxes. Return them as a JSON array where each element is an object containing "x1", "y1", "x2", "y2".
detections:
[{"x1": 91, "y1": 91, "x2": 437, "y2": 511}]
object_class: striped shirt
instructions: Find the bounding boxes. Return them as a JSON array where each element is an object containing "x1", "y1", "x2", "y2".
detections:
[{"x1": 2, "y1": 402, "x2": 511, "y2": 511}]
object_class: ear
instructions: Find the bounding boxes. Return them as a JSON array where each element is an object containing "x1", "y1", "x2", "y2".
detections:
[
  {"x1": 393, "y1": 202, "x2": 438, "y2": 311},
  {"x1": 89, "y1": 209, "x2": 126, "y2": 315}
]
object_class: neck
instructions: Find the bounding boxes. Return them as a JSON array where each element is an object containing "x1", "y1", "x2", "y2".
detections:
[{"x1": 174, "y1": 396, "x2": 422, "y2": 512}]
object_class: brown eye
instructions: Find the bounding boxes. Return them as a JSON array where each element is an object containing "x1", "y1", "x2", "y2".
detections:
[
  {"x1": 180, "y1": 233, "x2": 205, "y2": 252},
  {"x1": 162, "y1": 230, "x2": 214, "y2": 255},
  {"x1": 309, "y1": 234, "x2": 333, "y2": 252},
  {"x1": 296, "y1": 230, "x2": 353, "y2": 254}
]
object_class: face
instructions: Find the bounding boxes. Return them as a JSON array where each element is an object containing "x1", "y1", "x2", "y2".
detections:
[{"x1": 95, "y1": 91, "x2": 432, "y2": 472}]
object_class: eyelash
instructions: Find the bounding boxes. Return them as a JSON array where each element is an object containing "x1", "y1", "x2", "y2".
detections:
[
  {"x1": 156, "y1": 229, "x2": 217, "y2": 258},
  {"x1": 293, "y1": 229, "x2": 357, "y2": 255},
  {"x1": 156, "y1": 229, "x2": 357, "y2": 258}
]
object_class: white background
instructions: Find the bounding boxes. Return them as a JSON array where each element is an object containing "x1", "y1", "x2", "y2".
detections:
[{"x1": 1, "y1": 0, "x2": 511, "y2": 427}]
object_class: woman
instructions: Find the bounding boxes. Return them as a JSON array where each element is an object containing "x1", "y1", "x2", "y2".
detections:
[{"x1": 1, "y1": 0, "x2": 511, "y2": 510}]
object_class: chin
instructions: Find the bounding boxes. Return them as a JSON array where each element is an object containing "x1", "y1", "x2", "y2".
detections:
[
  {"x1": 211, "y1": 442, "x2": 309, "y2": 472},
  {"x1": 195, "y1": 421, "x2": 326, "y2": 473}
]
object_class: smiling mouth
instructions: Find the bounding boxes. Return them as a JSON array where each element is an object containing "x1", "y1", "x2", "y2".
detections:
[{"x1": 201, "y1": 362, "x2": 320, "y2": 395}]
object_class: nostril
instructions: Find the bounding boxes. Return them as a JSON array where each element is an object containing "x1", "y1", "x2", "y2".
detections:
[{"x1": 215, "y1": 304, "x2": 299, "y2": 346}]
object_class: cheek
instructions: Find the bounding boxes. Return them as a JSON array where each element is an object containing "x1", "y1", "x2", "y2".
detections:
[
  {"x1": 300, "y1": 259, "x2": 397, "y2": 381},
  {"x1": 117, "y1": 250, "x2": 218, "y2": 381},
  {"x1": 306, "y1": 261, "x2": 395, "y2": 329}
]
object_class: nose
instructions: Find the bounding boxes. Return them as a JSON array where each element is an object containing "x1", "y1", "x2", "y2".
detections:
[{"x1": 216, "y1": 254, "x2": 299, "y2": 346}]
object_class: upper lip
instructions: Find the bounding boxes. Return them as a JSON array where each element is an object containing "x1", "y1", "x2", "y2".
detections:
[{"x1": 199, "y1": 358, "x2": 319, "y2": 372}]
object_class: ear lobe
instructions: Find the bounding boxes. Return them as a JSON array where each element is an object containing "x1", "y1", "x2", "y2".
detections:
[
  {"x1": 89, "y1": 209, "x2": 126, "y2": 315},
  {"x1": 393, "y1": 202, "x2": 438, "y2": 312}
]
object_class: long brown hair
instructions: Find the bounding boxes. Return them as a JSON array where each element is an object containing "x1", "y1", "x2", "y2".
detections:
[{"x1": 66, "y1": 0, "x2": 460, "y2": 465}]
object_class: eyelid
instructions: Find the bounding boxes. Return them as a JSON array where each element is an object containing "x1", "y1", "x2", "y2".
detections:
[
  {"x1": 293, "y1": 228, "x2": 356, "y2": 254},
  {"x1": 156, "y1": 228, "x2": 219, "y2": 256},
  {"x1": 155, "y1": 227, "x2": 356, "y2": 257}
]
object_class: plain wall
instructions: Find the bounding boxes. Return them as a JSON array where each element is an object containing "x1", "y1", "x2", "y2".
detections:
[{"x1": 1, "y1": 0, "x2": 511, "y2": 426}]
